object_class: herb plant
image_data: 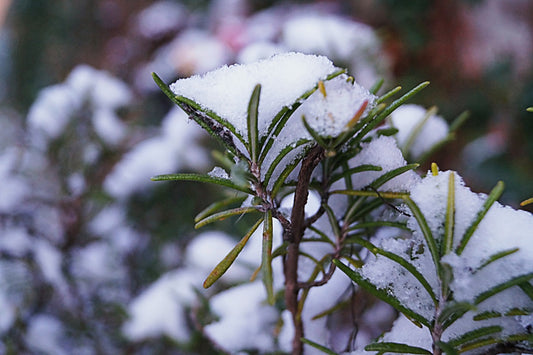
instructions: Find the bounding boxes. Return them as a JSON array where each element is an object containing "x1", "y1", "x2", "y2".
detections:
[{"x1": 152, "y1": 53, "x2": 533, "y2": 355}]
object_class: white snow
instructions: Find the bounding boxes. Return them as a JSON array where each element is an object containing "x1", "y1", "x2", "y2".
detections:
[
  {"x1": 136, "y1": 1, "x2": 187, "y2": 39},
  {"x1": 281, "y1": 14, "x2": 388, "y2": 87},
  {"x1": 170, "y1": 52, "x2": 338, "y2": 141},
  {"x1": 25, "y1": 314, "x2": 66, "y2": 355},
  {"x1": 281, "y1": 14, "x2": 378, "y2": 64},
  {"x1": 204, "y1": 282, "x2": 279, "y2": 353},
  {"x1": 27, "y1": 65, "x2": 132, "y2": 148},
  {"x1": 123, "y1": 269, "x2": 202, "y2": 342},
  {"x1": 349, "y1": 136, "x2": 420, "y2": 191},
  {"x1": 185, "y1": 231, "x2": 252, "y2": 284},
  {"x1": 104, "y1": 107, "x2": 208, "y2": 199},
  {"x1": 293, "y1": 74, "x2": 375, "y2": 137},
  {"x1": 208, "y1": 166, "x2": 230, "y2": 179},
  {"x1": 0, "y1": 291, "x2": 15, "y2": 333},
  {"x1": 0, "y1": 149, "x2": 29, "y2": 212},
  {"x1": 168, "y1": 30, "x2": 233, "y2": 76}
]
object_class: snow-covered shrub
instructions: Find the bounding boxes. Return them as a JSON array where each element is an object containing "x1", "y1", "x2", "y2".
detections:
[{"x1": 152, "y1": 52, "x2": 533, "y2": 355}]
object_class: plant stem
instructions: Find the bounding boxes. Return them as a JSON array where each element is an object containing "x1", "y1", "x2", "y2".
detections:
[{"x1": 283, "y1": 145, "x2": 324, "y2": 355}]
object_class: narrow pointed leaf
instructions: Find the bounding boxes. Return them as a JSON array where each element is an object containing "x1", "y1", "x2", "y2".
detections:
[
  {"x1": 152, "y1": 72, "x2": 243, "y2": 158},
  {"x1": 333, "y1": 259, "x2": 431, "y2": 327},
  {"x1": 263, "y1": 139, "x2": 311, "y2": 187},
  {"x1": 448, "y1": 326, "x2": 502, "y2": 347},
  {"x1": 152, "y1": 173, "x2": 253, "y2": 194},
  {"x1": 376, "y1": 85, "x2": 402, "y2": 104},
  {"x1": 458, "y1": 334, "x2": 532, "y2": 353},
  {"x1": 435, "y1": 341, "x2": 459, "y2": 355},
  {"x1": 369, "y1": 78, "x2": 384, "y2": 95},
  {"x1": 476, "y1": 248, "x2": 519, "y2": 272},
  {"x1": 270, "y1": 150, "x2": 308, "y2": 197},
  {"x1": 369, "y1": 163, "x2": 419, "y2": 190},
  {"x1": 331, "y1": 189, "x2": 410, "y2": 200},
  {"x1": 473, "y1": 311, "x2": 501, "y2": 321},
  {"x1": 175, "y1": 94, "x2": 247, "y2": 147},
  {"x1": 443, "y1": 172, "x2": 455, "y2": 256},
  {"x1": 351, "y1": 236, "x2": 437, "y2": 305},
  {"x1": 194, "y1": 207, "x2": 259, "y2": 229},
  {"x1": 195, "y1": 196, "x2": 247, "y2": 223},
  {"x1": 323, "y1": 204, "x2": 341, "y2": 240},
  {"x1": 203, "y1": 218, "x2": 264, "y2": 288},
  {"x1": 259, "y1": 69, "x2": 345, "y2": 161},
  {"x1": 449, "y1": 110, "x2": 470, "y2": 132},
  {"x1": 247, "y1": 84, "x2": 261, "y2": 163},
  {"x1": 377, "y1": 127, "x2": 399, "y2": 136},
  {"x1": 456, "y1": 181, "x2": 505, "y2": 255},
  {"x1": 330, "y1": 164, "x2": 382, "y2": 185},
  {"x1": 262, "y1": 210, "x2": 275, "y2": 305},
  {"x1": 474, "y1": 272, "x2": 533, "y2": 305},
  {"x1": 347, "y1": 220, "x2": 409, "y2": 232},
  {"x1": 403, "y1": 197, "x2": 441, "y2": 279},
  {"x1": 301, "y1": 338, "x2": 339, "y2": 355},
  {"x1": 353, "y1": 82, "x2": 430, "y2": 144},
  {"x1": 439, "y1": 301, "x2": 476, "y2": 330},
  {"x1": 519, "y1": 282, "x2": 533, "y2": 301},
  {"x1": 302, "y1": 115, "x2": 329, "y2": 148},
  {"x1": 364, "y1": 342, "x2": 432, "y2": 354}
]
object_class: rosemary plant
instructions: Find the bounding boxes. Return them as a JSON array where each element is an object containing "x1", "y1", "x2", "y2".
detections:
[{"x1": 151, "y1": 53, "x2": 533, "y2": 355}]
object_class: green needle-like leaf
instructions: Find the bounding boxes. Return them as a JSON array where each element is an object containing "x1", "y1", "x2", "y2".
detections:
[
  {"x1": 331, "y1": 189, "x2": 410, "y2": 200},
  {"x1": 152, "y1": 72, "x2": 242, "y2": 158},
  {"x1": 456, "y1": 181, "x2": 504, "y2": 255},
  {"x1": 203, "y1": 217, "x2": 264, "y2": 288},
  {"x1": 403, "y1": 197, "x2": 441, "y2": 279},
  {"x1": 519, "y1": 282, "x2": 533, "y2": 301},
  {"x1": 262, "y1": 210, "x2": 275, "y2": 305},
  {"x1": 474, "y1": 272, "x2": 533, "y2": 305},
  {"x1": 376, "y1": 85, "x2": 402, "y2": 104},
  {"x1": 369, "y1": 78, "x2": 384, "y2": 95},
  {"x1": 458, "y1": 333, "x2": 533, "y2": 353},
  {"x1": 438, "y1": 301, "x2": 476, "y2": 330},
  {"x1": 476, "y1": 248, "x2": 519, "y2": 272},
  {"x1": 194, "y1": 206, "x2": 259, "y2": 229},
  {"x1": 450, "y1": 325, "x2": 501, "y2": 347},
  {"x1": 333, "y1": 259, "x2": 431, "y2": 327},
  {"x1": 353, "y1": 82, "x2": 430, "y2": 144},
  {"x1": 364, "y1": 342, "x2": 432, "y2": 354},
  {"x1": 329, "y1": 164, "x2": 382, "y2": 185},
  {"x1": 302, "y1": 115, "x2": 329, "y2": 148},
  {"x1": 247, "y1": 84, "x2": 261, "y2": 163},
  {"x1": 151, "y1": 173, "x2": 253, "y2": 194},
  {"x1": 347, "y1": 220, "x2": 409, "y2": 232},
  {"x1": 351, "y1": 236, "x2": 438, "y2": 305},
  {"x1": 259, "y1": 69, "x2": 345, "y2": 162},
  {"x1": 301, "y1": 338, "x2": 339, "y2": 355},
  {"x1": 270, "y1": 150, "x2": 308, "y2": 197},
  {"x1": 263, "y1": 139, "x2": 311, "y2": 188},
  {"x1": 195, "y1": 196, "x2": 247, "y2": 223},
  {"x1": 435, "y1": 341, "x2": 459, "y2": 355},
  {"x1": 449, "y1": 110, "x2": 470, "y2": 132},
  {"x1": 443, "y1": 172, "x2": 455, "y2": 256},
  {"x1": 527, "y1": 107, "x2": 533, "y2": 112},
  {"x1": 369, "y1": 164, "x2": 419, "y2": 190}
]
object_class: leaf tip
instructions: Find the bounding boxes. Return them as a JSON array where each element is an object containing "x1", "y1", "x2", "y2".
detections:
[{"x1": 431, "y1": 162, "x2": 439, "y2": 176}]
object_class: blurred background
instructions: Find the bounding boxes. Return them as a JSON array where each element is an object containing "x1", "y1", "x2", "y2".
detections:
[{"x1": 0, "y1": 0, "x2": 532, "y2": 353}]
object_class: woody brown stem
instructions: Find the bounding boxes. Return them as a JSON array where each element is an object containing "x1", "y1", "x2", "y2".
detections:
[{"x1": 283, "y1": 145, "x2": 324, "y2": 355}]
